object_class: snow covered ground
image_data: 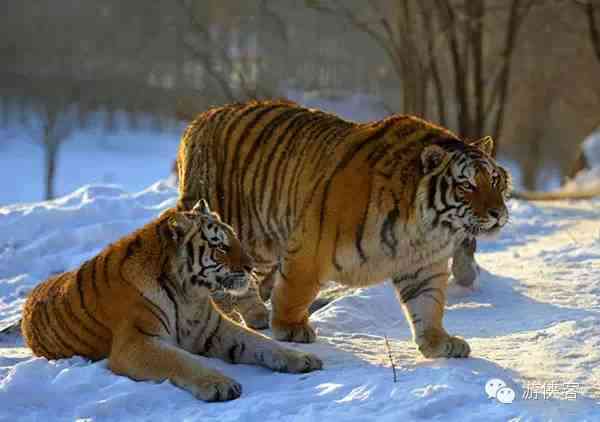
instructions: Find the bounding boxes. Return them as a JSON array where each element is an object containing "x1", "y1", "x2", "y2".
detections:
[
  {"x1": 0, "y1": 182, "x2": 599, "y2": 421},
  {"x1": 0, "y1": 122, "x2": 182, "y2": 206}
]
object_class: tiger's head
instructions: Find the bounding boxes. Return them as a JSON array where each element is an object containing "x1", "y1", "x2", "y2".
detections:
[
  {"x1": 166, "y1": 200, "x2": 254, "y2": 296},
  {"x1": 418, "y1": 136, "x2": 511, "y2": 238}
]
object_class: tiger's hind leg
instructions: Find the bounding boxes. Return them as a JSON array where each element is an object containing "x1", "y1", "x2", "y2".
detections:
[
  {"x1": 270, "y1": 256, "x2": 320, "y2": 343},
  {"x1": 451, "y1": 237, "x2": 480, "y2": 288},
  {"x1": 393, "y1": 260, "x2": 470, "y2": 359},
  {"x1": 109, "y1": 325, "x2": 242, "y2": 402}
]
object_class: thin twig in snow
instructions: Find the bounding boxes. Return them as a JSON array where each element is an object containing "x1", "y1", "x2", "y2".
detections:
[{"x1": 384, "y1": 335, "x2": 397, "y2": 383}]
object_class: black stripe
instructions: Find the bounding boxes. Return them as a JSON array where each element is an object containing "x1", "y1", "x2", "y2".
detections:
[
  {"x1": 158, "y1": 275, "x2": 181, "y2": 344},
  {"x1": 30, "y1": 280, "x2": 65, "y2": 357},
  {"x1": 444, "y1": 339, "x2": 454, "y2": 356},
  {"x1": 140, "y1": 294, "x2": 172, "y2": 335},
  {"x1": 282, "y1": 117, "x2": 335, "y2": 234},
  {"x1": 214, "y1": 106, "x2": 256, "y2": 216},
  {"x1": 186, "y1": 241, "x2": 195, "y2": 268},
  {"x1": 354, "y1": 175, "x2": 374, "y2": 265},
  {"x1": 41, "y1": 300, "x2": 76, "y2": 356},
  {"x1": 134, "y1": 324, "x2": 160, "y2": 338},
  {"x1": 422, "y1": 292, "x2": 444, "y2": 307},
  {"x1": 428, "y1": 173, "x2": 440, "y2": 210},
  {"x1": 203, "y1": 315, "x2": 222, "y2": 353},
  {"x1": 239, "y1": 108, "x2": 299, "y2": 242},
  {"x1": 258, "y1": 110, "x2": 313, "y2": 239},
  {"x1": 89, "y1": 255, "x2": 100, "y2": 301},
  {"x1": 289, "y1": 121, "x2": 341, "y2": 222},
  {"x1": 332, "y1": 226, "x2": 343, "y2": 272},
  {"x1": 63, "y1": 290, "x2": 110, "y2": 343},
  {"x1": 29, "y1": 321, "x2": 54, "y2": 358},
  {"x1": 295, "y1": 119, "x2": 346, "y2": 225},
  {"x1": 397, "y1": 273, "x2": 447, "y2": 303},
  {"x1": 439, "y1": 176, "x2": 450, "y2": 209},
  {"x1": 221, "y1": 105, "x2": 265, "y2": 167},
  {"x1": 273, "y1": 135, "x2": 323, "y2": 239},
  {"x1": 310, "y1": 119, "x2": 352, "y2": 175},
  {"x1": 54, "y1": 301, "x2": 98, "y2": 356},
  {"x1": 227, "y1": 104, "x2": 289, "y2": 226},
  {"x1": 380, "y1": 206, "x2": 400, "y2": 257},
  {"x1": 392, "y1": 267, "x2": 424, "y2": 285},
  {"x1": 154, "y1": 221, "x2": 170, "y2": 273},
  {"x1": 227, "y1": 342, "x2": 245, "y2": 363},
  {"x1": 318, "y1": 119, "x2": 396, "y2": 245},
  {"x1": 254, "y1": 109, "x2": 304, "y2": 206},
  {"x1": 283, "y1": 119, "x2": 331, "y2": 223},
  {"x1": 125, "y1": 234, "x2": 142, "y2": 260},
  {"x1": 77, "y1": 260, "x2": 111, "y2": 332},
  {"x1": 102, "y1": 249, "x2": 113, "y2": 288}
]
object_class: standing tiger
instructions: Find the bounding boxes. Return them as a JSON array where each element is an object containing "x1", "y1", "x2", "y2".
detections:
[
  {"x1": 177, "y1": 100, "x2": 511, "y2": 359},
  {"x1": 21, "y1": 200, "x2": 322, "y2": 402}
]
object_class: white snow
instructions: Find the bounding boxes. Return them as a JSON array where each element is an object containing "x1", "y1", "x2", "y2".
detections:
[
  {"x1": 582, "y1": 131, "x2": 600, "y2": 168},
  {"x1": 1, "y1": 183, "x2": 599, "y2": 421},
  {"x1": 0, "y1": 121, "x2": 182, "y2": 206},
  {"x1": 562, "y1": 130, "x2": 600, "y2": 193}
]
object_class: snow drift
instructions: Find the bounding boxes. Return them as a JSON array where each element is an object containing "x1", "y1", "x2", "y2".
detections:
[{"x1": 1, "y1": 183, "x2": 599, "y2": 421}]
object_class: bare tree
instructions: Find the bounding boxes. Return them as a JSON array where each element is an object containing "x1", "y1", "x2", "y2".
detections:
[
  {"x1": 28, "y1": 87, "x2": 82, "y2": 200},
  {"x1": 176, "y1": 0, "x2": 281, "y2": 104},
  {"x1": 307, "y1": 0, "x2": 535, "y2": 156},
  {"x1": 578, "y1": 0, "x2": 600, "y2": 62}
]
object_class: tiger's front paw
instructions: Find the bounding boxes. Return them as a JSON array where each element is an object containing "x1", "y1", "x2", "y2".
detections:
[
  {"x1": 189, "y1": 375, "x2": 242, "y2": 402},
  {"x1": 261, "y1": 348, "x2": 323, "y2": 373},
  {"x1": 417, "y1": 328, "x2": 471, "y2": 359},
  {"x1": 271, "y1": 320, "x2": 316, "y2": 343}
]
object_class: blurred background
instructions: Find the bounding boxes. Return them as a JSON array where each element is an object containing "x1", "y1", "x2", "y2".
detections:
[{"x1": 1, "y1": 0, "x2": 599, "y2": 205}]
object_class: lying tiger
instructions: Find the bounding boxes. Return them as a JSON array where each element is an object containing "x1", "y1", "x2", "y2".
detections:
[
  {"x1": 177, "y1": 100, "x2": 511, "y2": 359},
  {"x1": 21, "y1": 200, "x2": 322, "y2": 401}
]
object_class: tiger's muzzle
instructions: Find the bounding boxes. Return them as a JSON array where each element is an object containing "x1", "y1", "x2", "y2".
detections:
[
  {"x1": 477, "y1": 205, "x2": 509, "y2": 236},
  {"x1": 218, "y1": 272, "x2": 251, "y2": 296}
]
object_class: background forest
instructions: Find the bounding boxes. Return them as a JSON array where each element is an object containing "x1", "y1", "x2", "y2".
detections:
[{"x1": 2, "y1": 0, "x2": 600, "y2": 199}]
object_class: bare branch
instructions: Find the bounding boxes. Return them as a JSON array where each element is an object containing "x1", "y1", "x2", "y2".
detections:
[
  {"x1": 491, "y1": 0, "x2": 536, "y2": 150},
  {"x1": 306, "y1": 1, "x2": 404, "y2": 77},
  {"x1": 585, "y1": 1, "x2": 600, "y2": 61},
  {"x1": 436, "y1": 0, "x2": 470, "y2": 136}
]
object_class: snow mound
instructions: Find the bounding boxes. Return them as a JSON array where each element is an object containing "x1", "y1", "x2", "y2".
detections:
[
  {"x1": 563, "y1": 130, "x2": 600, "y2": 192},
  {"x1": 1, "y1": 184, "x2": 600, "y2": 421}
]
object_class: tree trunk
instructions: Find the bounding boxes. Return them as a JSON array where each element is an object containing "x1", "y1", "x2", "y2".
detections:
[
  {"x1": 43, "y1": 129, "x2": 59, "y2": 200},
  {"x1": 585, "y1": 2, "x2": 600, "y2": 63},
  {"x1": 469, "y1": 0, "x2": 485, "y2": 138}
]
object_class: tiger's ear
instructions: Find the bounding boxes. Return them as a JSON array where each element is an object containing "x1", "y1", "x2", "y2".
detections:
[
  {"x1": 421, "y1": 145, "x2": 448, "y2": 173},
  {"x1": 191, "y1": 199, "x2": 211, "y2": 216},
  {"x1": 470, "y1": 136, "x2": 494, "y2": 156},
  {"x1": 166, "y1": 213, "x2": 193, "y2": 242}
]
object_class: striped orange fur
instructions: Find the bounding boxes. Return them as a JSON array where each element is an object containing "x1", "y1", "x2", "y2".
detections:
[
  {"x1": 21, "y1": 200, "x2": 321, "y2": 401},
  {"x1": 177, "y1": 100, "x2": 511, "y2": 358}
]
